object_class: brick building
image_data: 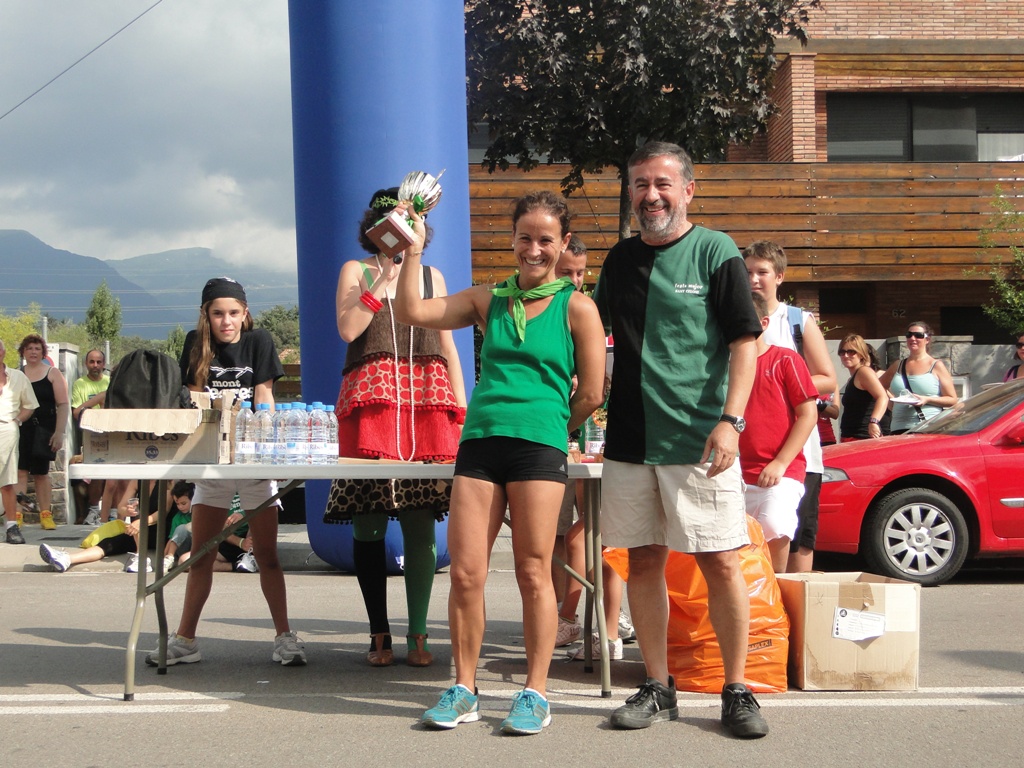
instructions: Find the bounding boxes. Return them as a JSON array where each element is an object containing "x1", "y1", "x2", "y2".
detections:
[{"x1": 469, "y1": 1, "x2": 1024, "y2": 342}]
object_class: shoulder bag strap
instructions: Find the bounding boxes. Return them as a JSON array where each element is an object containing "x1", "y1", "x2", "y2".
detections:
[{"x1": 900, "y1": 360, "x2": 927, "y2": 421}]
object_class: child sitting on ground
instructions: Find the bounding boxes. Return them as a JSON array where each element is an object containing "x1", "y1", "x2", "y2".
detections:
[
  {"x1": 739, "y1": 294, "x2": 819, "y2": 573},
  {"x1": 162, "y1": 481, "x2": 195, "y2": 572}
]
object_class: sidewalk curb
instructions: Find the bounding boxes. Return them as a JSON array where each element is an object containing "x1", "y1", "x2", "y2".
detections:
[{"x1": 2, "y1": 523, "x2": 517, "y2": 573}]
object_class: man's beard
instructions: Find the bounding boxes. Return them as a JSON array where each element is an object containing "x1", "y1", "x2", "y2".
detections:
[{"x1": 636, "y1": 203, "x2": 685, "y2": 241}]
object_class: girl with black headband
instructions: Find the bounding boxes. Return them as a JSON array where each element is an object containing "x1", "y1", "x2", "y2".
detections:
[{"x1": 145, "y1": 276, "x2": 306, "y2": 668}]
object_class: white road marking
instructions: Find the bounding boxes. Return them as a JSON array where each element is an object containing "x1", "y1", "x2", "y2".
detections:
[
  {"x1": 2, "y1": 686, "x2": 1021, "y2": 716},
  {"x1": 0, "y1": 692, "x2": 243, "y2": 702},
  {"x1": 0, "y1": 704, "x2": 230, "y2": 714}
]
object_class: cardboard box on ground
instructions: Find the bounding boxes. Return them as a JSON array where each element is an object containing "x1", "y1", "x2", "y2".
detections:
[
  {"x1": 79, "y1": 392, "x2": 236, "y2": 465},
  {"x1": 777, "y1": 572, "x2": 921, "y2": 691}
]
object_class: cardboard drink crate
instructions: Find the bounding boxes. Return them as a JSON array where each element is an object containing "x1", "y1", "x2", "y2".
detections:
[
  {"x1": 80, "y1": 406, "x2": 235, "y2": 464},
  {"x1": 776, "y1": 571, "x2": 920, "y2": 691}
]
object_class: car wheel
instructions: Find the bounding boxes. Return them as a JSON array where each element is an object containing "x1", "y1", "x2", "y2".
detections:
[{"x1": 862, "y1": 488, "x2": 969, "y2": 586}]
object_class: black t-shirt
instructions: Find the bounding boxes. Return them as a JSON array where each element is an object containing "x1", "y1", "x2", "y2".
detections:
[{"x1": 180, "y1": 328, "x2": 283, "y2": 403}]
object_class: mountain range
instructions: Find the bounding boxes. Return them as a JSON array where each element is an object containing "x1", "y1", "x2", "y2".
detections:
[{"x1": 0, "y1": 230, "x2": 298, "y2": 339}]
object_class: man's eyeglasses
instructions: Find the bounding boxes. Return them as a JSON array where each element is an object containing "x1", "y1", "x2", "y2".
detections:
[
  {"x1": 838, "y1": 349, "x2": 857, "y2": 356},
  {"x1": 906, "y1": 331, "x2": 928, "y2": 339},
  {"x1": 1016, "y1": 342, "x2": 1024, "y2": 349}
]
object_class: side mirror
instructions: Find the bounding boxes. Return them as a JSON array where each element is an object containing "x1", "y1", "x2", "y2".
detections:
[{"x1": 1001, "y1": 421, "x2": 1024, "y2": 446}]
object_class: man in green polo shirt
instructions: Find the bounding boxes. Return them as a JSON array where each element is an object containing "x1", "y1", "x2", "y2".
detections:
[
  {"x1": 593, "y1": 141, "x2": 767, "y2": 739},
  {"x1": 71, "y1": 348, "x2": 109, "y2": 523}
]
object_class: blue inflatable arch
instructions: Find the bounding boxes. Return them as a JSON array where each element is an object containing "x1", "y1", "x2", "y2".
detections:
[{"x1": 287, "y1": 3, "x2": 473, "y2": 571}]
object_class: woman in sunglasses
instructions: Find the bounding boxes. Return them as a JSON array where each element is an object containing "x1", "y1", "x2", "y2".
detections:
[
  {"x1": 879, "y1": 321, "x2": 957, "y2": 434},
  {"x1": 838, "y1": 335, "x2": 890, "y2": 441},
  {"x1": 1004, "y1": 332, "x2": 1024, "y2": 382}
]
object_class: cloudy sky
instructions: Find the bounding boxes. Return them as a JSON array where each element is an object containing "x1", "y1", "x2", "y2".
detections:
[{"x1": 0, "y1": 0, "x2": 296, "y2": 272}]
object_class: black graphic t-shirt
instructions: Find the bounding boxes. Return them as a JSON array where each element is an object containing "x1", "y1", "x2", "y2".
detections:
[{"x1": 180, "y1": 328, "x2": 283, "y2": 404}]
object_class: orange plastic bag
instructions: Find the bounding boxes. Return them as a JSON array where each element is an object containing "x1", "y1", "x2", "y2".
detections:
[{"x1": 604, "y1": 517, "x2": 789, "y2": 693}]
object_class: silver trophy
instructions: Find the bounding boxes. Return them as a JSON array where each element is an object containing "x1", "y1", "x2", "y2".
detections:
[{"x1": 365, "y1": 169, "x2": 446, "y2": 263}]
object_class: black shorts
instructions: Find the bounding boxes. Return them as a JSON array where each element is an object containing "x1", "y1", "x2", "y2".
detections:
[
  {"x1": 97, "y1": 533, "x2": 138, "y2": 557},
  {"x1": 454, "y1": 437, "x2": 568, "y2": 485},
  {"x1": 18, "y1": 427, "x2": 52, "y2": 476},
  {"x1": 792, "y1": 472, "x2": 821, "y2": 550}
]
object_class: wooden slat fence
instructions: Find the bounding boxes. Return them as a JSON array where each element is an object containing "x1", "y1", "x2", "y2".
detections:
[{"x1": 470, "y1": 162, "x2": 1024, "y2": 286}]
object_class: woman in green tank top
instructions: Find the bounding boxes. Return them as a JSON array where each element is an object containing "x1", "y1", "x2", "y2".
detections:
[{"x1": 396, "y1": 191, "x2": 607, "y2": 735}]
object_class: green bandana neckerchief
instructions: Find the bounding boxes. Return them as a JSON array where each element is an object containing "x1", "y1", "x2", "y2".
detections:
[{"x1": 491, "y1": 275, "x2": 573, "y2": 341}]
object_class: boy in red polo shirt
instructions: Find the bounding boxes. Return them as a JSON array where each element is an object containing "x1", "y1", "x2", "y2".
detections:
[{"x1": 739, "y1": 294, "x2": 819, "y2": 572}]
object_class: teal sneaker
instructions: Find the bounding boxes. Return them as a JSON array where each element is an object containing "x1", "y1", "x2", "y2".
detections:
[
  {"x1": 422, "y1": 685, "x2": 480, "y2": 730},
  {"x1": 500, "y1": 689, "x2": 551, "y2": 735}
]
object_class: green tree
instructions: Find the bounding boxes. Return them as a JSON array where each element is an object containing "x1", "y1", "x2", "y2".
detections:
[
  {"x1": 163, "y1": 324, "x2": 187, "y2": 363},
  {"x1": 46, "y1": 317, "x2": 91, "y2": 351},
  {"x1": 979, "y1": 194, "x2": 1024, "y2": 335},
  {"x1": 466, "y1": 0, "x2": 819, "y2": 237},
  {"x1": 109, "y1": 335, "x2": 161, "y2": 366},
  {"x1": 0, "y1": 305, "x2": 43, "y2": 366},
  {"x1": 255, "y1": 305, "x2": 300, "y2": 353},
  {"x1": 84, "y1": 280, "x2": 122, "y2": 343}
]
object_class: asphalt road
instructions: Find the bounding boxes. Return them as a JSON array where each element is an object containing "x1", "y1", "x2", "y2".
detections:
[{"x1": 1, "y1": 560, "x2": 1022, "y2": 768}]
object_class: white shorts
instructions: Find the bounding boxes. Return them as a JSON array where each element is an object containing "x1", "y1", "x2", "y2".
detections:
[
  {"x1": 556, "y1": 480, "x2": 578, "y2": 536},
  {"x1": 744, "y1": 477, "x2": 804, "y2": 541},
  {"x1": 191, "y1": 479, "x2": 281, "y2": 511},
  {"x1": 600, "y1": 459, "x2": 749, "y2": 554}
]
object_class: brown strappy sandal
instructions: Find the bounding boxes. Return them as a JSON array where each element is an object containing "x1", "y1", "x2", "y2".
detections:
[
  {"x1": 406, "y1": 633, "x2": 432, "y2": 667},
  {"x1": 367, "y1": 633, "x2": 394, "y2": 667}
]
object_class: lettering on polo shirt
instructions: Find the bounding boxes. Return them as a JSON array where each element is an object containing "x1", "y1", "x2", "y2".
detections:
[{"x1": 674, "y1": 282, "x2": 703, "y2": 295}]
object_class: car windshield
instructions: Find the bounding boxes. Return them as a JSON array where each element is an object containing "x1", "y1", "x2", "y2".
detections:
[{"x1": 909, "y1": 379, "x2": 1024, "y2": 436}]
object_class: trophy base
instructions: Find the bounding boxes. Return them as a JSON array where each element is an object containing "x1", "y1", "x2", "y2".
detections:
[{"x1": 366, "y1": 211, "x2": 415, "y2": 260}]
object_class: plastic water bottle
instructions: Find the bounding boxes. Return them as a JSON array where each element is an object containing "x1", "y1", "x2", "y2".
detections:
[
  {"x1": 286, "y1": 402, "x2": 308, "y2": 464},
  {"x1": 325, "y1": 405, "x2": 339, "y2": 464},
  {"x1": 308, "y1": 402, "x2": 329, "y2": 465},
  {"x1": 584, "y1": 415, "x2": 605, "y2": 456},
  {"x1": 234, "y1": 401, "x2": 255, "y2": 464},
  {"x1": 271, "y1": 403, "x2": 290, "y2": 465},
  {"x1": 254, "y1": 403, "x2": 274, "y2": 465}
]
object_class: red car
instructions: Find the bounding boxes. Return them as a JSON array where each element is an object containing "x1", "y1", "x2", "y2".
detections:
[{"x1": 817, "y1": 378, "x2": 1024, "y2": 585}]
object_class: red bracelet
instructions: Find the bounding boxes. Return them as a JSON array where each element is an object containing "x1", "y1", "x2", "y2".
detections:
[{"x1": 360, "y1": 291, "x2": 384, "y2": 313}]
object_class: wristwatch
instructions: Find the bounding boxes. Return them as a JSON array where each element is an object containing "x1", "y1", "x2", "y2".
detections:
[
  {"x1": 869, "y1": 417, "x2": 881, "y2": 425},
  {"x1": 719, "y1": 414, "x2": 746, "y2": 433}
]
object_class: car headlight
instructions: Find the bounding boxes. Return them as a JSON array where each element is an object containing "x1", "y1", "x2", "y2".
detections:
[{"x1": 821, "y1": 467, "x2": 850, "y2": 483}]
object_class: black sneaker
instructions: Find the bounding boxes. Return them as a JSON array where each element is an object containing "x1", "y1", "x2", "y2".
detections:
[
  {"x1": 5, "y1": 524, "x2": 26, "y2": 545},
  {"x1": 610, "y1": 676, "x2": 678, "y2": 729},
  {"x1": 721, "y1": 683, "x2": 769, "y2": 738}
]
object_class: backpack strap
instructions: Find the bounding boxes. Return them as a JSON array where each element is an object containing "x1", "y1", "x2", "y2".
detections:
[{"x1": 787, "y1": 305, "x2": 804, "y2": 357}]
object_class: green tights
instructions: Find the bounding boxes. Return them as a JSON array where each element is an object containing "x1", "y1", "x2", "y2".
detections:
[{"x1": 352, "y1": 510, "x2": 437, "y2": 651}]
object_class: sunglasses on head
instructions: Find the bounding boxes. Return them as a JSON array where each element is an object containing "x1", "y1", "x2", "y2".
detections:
[
  {"x1": 839, "y1": 349, "x2": 857, "y2": 356},
  {"x1": 906, "y1": 331, "x2": 928, "y2": 339}
]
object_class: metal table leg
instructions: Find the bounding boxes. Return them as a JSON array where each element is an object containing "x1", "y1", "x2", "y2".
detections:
[{"x1": 581, "y1": 476, "x2": 610, "y2": 697}]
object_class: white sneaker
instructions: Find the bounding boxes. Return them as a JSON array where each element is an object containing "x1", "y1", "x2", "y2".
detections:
[
  {"x1": 569, "y1": 633, "x2": 623, "y2": 661},
  {"x1": 235, "y1": 549, "x2": 258, "y2": 573},
  {"x1": 39, "y1": 543, "x2": 71, "y2": 573},
  {"x1": 84, "y1": 506, "x2": 101, "y2": 526},
  {"x1": 273, "y1": 631, "x2": 307, "y2": 666},
  {"x1": 162, "y1": 555, "x2": 175, "y2": 572},
  {"x1": 618, "y1": 611, "x2": 636, "y2": 643},
  {"x1": 145, "y1": 635, "x2": 202, "y2": 666},
  {"x1": 125, "y1": 553, "x2": 152, "y2": 573},
  {"x1": 554, "y1": 616, "x2": 582, "y2": 647}
]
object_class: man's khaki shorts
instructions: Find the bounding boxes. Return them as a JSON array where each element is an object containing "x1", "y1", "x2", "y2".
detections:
[{"x1": 600, "y1": 459, "x2": 749, "y2": 553}]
